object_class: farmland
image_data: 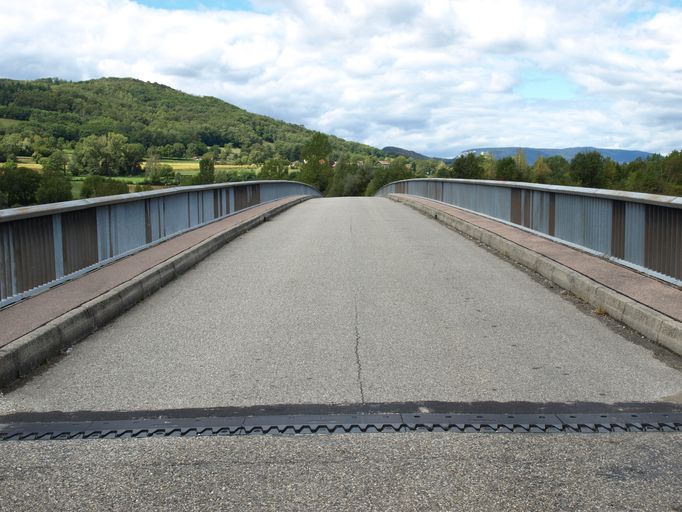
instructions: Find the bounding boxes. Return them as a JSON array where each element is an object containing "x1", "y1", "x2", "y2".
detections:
[{"x1": 12, "y1": 157, "x2": 261, "y2": 199}]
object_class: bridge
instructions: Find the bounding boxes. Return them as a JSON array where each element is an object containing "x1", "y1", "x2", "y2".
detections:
[{"x1": 1, "y1": 179, "x2": 681, "y2": 510}]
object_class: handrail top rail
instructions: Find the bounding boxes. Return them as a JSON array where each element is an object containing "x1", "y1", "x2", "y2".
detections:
[
  {"x1": 0, "y1": 180, "x2": 319, "y2": 223},
  {"x1": 378, "y1": 178, "x2": 682, "y2": 209}
]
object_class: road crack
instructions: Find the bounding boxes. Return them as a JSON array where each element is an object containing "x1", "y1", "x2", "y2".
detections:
[
  {"x1": 353, "y1": 297, "x2": 366, "y2": 404},
  {"x1": 350, "y1": 211, "x2": 365, "y2": 404}
]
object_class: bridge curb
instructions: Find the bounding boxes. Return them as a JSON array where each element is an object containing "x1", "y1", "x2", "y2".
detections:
[
  {"x1": 0, "y1": 196, "x2": 311, "y2": 389},
  {"x1": 389, "y1": 194, "x2": 682, "y2": 358}
]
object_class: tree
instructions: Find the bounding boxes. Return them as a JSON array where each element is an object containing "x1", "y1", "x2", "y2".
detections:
[
  {"x1": 299, "y1": 132, "x2": 332, "y2": 193},
  {"x1": 451, "y1": 153, "x2": 484, "y2": 179},
  {"x1": 70, "y1": 132, "x2": 130, "y2": 176},
  {"x1": 545, "y1": 156, "x2": 571, "y2": 185},
  {"x1": 30, "y1": 134, "x2": 57, "y2": 160},
  {"x1": 364, "y1": 157, "x2": 413, "y2": 196},
  {"x1": 514, "y1": 149, "x2": 528, "y2": 176},
  {"x1": 42, "y1": 149, "x2": 68, "y2": 175},
  {"x1": 171, "y1": 142, "x2": 186, "y2": 158},
  {"x1": 415, "y1": 159, "x2": 440, "y2": 177},
  {"x1": 0, "y1": 133, "x2": 27, "y2": 162},
  {"x1": 327, "y1": 157, "x2": 366, "y2": 197},
  {"x1": 123, "y1": 143, "x2": 146, "y2": 175},
  {"x1": 193, "y1": 155, "x2": 215, "y2": 185},
  {"x1": 259, "y1": 157, "x2": 290, "y2": 180},
  {"x1": 530, "y1": 157, "x2": 551, "y2": 184},
  {"x1": 624, "y1": 156, "x2": 664, "y2": 194},
  {"x1": 80, "y1": 175, "x2": 128, "y2": 198},
  {"x1": 215, "y1": 169, "x2": 258, "y2": 182},
  {"x1": 434, "y1": 165, "x2": 453, "y2": 178},
  {"x1": 570, "y1": 151, "x2": 607, "y2": 188},
  {"x1": 144, "y1": 154, "x2": 176, "y2": 185},
  {"x1": 662, "y1": 150, "x2": 682, "y2": 195},
  {"x1": 0, "y1": 162, "x2": 42, "y2": 206},
  {"x1": 495, "y1": 157, "x2": 522, "y2": 181},
  {"x1": 36, "y1": 168, "x2": 72, "y2": 204},
  {"x1": 186, "y1": 141, "x2": 208, "y2": 158}
]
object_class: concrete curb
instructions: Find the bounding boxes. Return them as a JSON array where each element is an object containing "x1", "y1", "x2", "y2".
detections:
[
  {"x1": 0, "y1": 196, "x2": 311, "y2": 389},
  {"x1": 389, "y1": 194, "x2": 682, "y2": 358}
]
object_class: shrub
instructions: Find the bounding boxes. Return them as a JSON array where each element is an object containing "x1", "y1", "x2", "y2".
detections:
[{"x1": 80, "y1": 175, "x2": 128, "y2": 198}]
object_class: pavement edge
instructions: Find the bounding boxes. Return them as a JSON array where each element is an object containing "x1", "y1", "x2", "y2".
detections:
[
  {"x1": 388, "y1": 194, "x2": 682, "y2": 358},
  {"x1": 0, "y1": 196, "x2": 311, "y2": 389}
]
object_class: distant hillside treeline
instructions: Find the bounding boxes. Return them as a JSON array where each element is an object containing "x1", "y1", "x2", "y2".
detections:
[
  {"x1": 461, "y1": 147, "x2": 654, "y2": 165},
  {"x1": 0, "y1": 77, "x2": 382, "y2": 163},
  {"x1": 426, "y1": 149, "x2": 682, "y2": 196}
]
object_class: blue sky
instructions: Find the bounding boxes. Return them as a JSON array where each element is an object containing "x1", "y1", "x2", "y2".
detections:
[
  {"x1": 514, "y1": 71, "x2": 578, "y2": 102},
  {"x1": 135, "y1": 0, "x2": 254, "y2": 10},
  {"x1": 1, "y1": 0, "x2": 682, "y2": 155}
]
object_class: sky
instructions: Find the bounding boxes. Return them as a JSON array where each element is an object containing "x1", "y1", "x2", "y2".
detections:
[{"x1": 1, "y1": 0, "x2": 682, "y2": 156}]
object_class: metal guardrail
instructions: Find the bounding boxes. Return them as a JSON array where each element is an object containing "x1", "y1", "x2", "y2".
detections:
[
  {"x1": 0, "y1": 181, "x2": 320, "y2": 307},
  {"x1": 376, "y1": 179, "x2": 682, "y2": 285}
]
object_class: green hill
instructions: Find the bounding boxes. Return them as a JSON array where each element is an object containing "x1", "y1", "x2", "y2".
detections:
[{"x1": 0, "y1": 77, "x2": 382, "y2": 162}]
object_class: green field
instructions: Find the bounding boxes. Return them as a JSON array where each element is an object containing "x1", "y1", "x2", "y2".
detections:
[
  {"x1": 155, "y1": 160, "x2": 258, "y2": 175},
  {"x1": 110, "y1": 176, "x2": 147, "y2": 183},
  {"x1": 0, "y1": 118, "x2": 25, "y2": 131},
  {"x1": 15, "y1": 156, "x2": 42, "y2": 171},
  {"x1": 70, "y1": 179, "x2": 83, "y2": 198},
  {"x1": 10, "y1": 156, "x2": 258, "y2": 176},
  {"x1": 11, "y1": 157, "x2": 262, "y2": 200}
]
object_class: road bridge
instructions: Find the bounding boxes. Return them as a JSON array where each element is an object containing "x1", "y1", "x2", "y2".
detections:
[{"x1": 1, "y1": 185, "x2": 681, "y2": 510}]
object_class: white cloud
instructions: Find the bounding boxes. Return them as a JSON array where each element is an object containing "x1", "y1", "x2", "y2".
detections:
[{"x1": 1, "y1": 0, "x2": 681, "y2": 155}]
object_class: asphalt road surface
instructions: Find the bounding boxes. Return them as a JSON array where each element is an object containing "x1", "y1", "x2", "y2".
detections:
[
  {"x1": 0, "y1": 433, "x2": 681, "y2": 511},
  {"x1": 2, "y1": 197, "x2": 681, "y2": 510}
]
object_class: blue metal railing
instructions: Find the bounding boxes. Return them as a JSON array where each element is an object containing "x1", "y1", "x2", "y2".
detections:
[
  {"x1": 376, "y1": 178, "x2": 682, "y2": 285},
  {"x1": 0, "y1": 181, "x2": 320, "y2": 307}
]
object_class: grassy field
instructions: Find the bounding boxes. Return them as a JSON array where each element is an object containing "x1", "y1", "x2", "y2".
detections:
[
  {"x1": 10, "y1": 156, "x2": 258, "y2": 175},
  {"x1": 10, "y1": 157, "x2": 261, "y2": 200},
  {"x1": 110, "y1": 176, "x2": 147, "y2": 183},
  {"x1": 0, "y1": 118, "x2": 25, "y2": 131},
  {"x1": 16, "y1": 156, "x2": 42, "y2": 171},
  {"x1": 157, "y1": 159, "x2": 257, "y2": 175},
  {"x1": 71, "y1": 180, "x2": 83, "y2": 198}
]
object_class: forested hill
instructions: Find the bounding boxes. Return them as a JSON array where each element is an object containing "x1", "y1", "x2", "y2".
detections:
[
  {"x1": 0, "y1": 77, "x2": 381, "y2": 161},
  {"x1": 382, "y1": 146, "x2": 430, "y2": 160}
]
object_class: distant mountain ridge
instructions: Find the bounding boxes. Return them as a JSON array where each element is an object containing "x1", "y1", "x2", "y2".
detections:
[
  {"x1": 383, "y1": 146, "x2": 654, "y2": 165},
  {"x1": 461, "y1": 147, "x2": 653, "y2": 165}
]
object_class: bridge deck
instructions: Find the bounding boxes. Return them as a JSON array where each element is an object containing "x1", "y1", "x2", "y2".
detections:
[{"x1": 1, "y1": 197, "x2": 680, "y2": 415}]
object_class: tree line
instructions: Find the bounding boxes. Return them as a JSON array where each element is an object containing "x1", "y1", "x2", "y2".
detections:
[
  {"x1": 2, "y1": 131, "x2": 681, "y2": 208},
  {"x1": 293, "y1": 136, "x2": 682, "y2": 198},
  {"x1": 429, "y1": 149, "x2": 682, "y2": 196}
]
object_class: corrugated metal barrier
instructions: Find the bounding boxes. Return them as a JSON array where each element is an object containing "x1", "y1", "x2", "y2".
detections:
[
  {"x1": 0, "y1": 181, "x2": 320, "y2": 308},
  {"x1": 376, "y1": 179, "x2": 682, "y2": 285}
]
